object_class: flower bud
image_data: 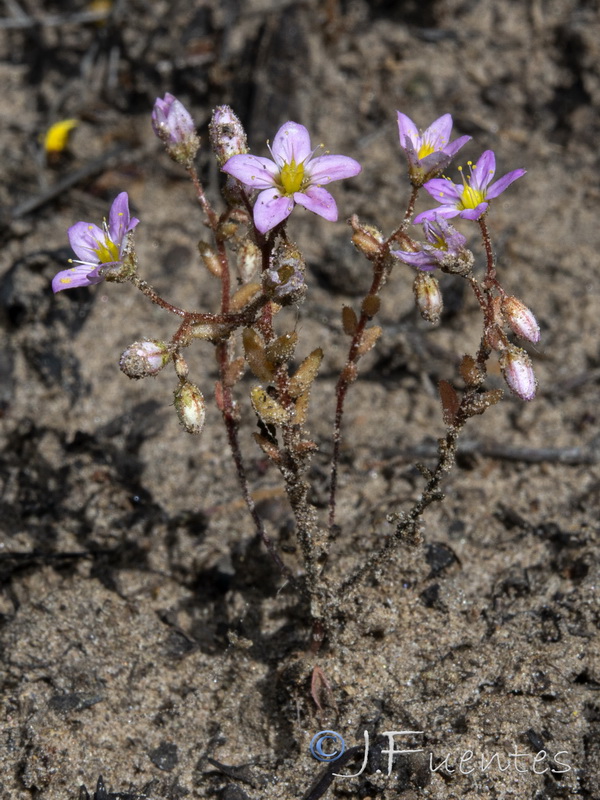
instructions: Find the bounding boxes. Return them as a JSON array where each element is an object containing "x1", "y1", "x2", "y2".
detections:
[
  {"x1": 499, "y1": 345, "x2": 537, "y2": 401},
  {"x1": 413, "y1": 271, "x2": 443, "y2": 323},
  {"x1": 501, "y1": 296, "x2": 540, "y2": 344},
  {"x1": 119, "y1": 340, "x2": 170, "y2": 379},
  {"x1": 151, "y1": 93, "x2": 200, "y2": 166},
  {"x1": 174, "y1": 381, "x2": 206, "y2": 434},
  {"x1": 209, "y1": 105, "x2": 249, "y2": 167}
]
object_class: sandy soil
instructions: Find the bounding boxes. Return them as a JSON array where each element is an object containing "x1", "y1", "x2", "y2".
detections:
[{"x1": 1, "y1": 1, "x2": 599, "y2": 798}]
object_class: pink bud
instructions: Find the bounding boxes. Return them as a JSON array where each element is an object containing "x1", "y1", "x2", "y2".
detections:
[
  {"x1": 413, "y1": 271, "x2": 443, "y2": 323},
  {"x1": 151, "y1": 93, "x2": 200, "y2": 166},
  {"x1": 501, "y1": 296, "x2": 540, "y2": 343},
  {"x1": 174, "y1": 381, "x2": 206, "y2": 434},
  {"x1": 499, "y1": 345, "x2": 537, "y2": 401},
  {"x1": 119, "y1": 340, "x2": 170, "y2": 379}
]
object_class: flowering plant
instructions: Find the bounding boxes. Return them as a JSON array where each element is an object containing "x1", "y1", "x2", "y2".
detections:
[
  {"x1": 391, "y1": 215, "x2": 469, "y2": 272},
  {"x1": 52, "y1": 192, "x2": 139, "y2": 292},
  {"x1": 415, "y1": 150, "x2": 526, "y2": 221},
  {"x1": 397, "y1": 111, "x2": 471, "y2": 186},
  {"x1": 53, "y1": 102, "x2": 538, "y2": 650},
  {"x1": 222, "y1": 120, "x2": 361, "y2": 233}
]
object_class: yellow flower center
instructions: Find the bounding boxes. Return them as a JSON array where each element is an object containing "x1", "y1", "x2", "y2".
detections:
[
  {"x1": 459, "y1": 183, "x2": 486, "y2": 209},
  {"x1": 279, "y1": 160, "x2": 305, "y2": 195},
  {"x1": 431, "y1": 232, "x2": 448, "y2": 251},
  {"x1": 417, "y1": 141, "x2": 435, "y2": 159},
  {"x1": 457, "y1": 164, "x2": 486, "y2": 210},
  {"x1": 94, "y1": 235, "x2": 120, "y2": 263}
]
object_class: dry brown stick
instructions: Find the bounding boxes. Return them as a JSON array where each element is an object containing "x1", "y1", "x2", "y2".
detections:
[
  {"x1": 378, "y1": 439, "x2": 599, "y2": 466},
  {"x1": 11, "y1": 145, "x2": 127, "y2": 219}
]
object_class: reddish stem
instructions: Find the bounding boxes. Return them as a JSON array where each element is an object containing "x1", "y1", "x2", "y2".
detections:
[
  {"x1": 186, "y1": 169, "x2": 294, "y2": 583},
  {"x1": 327, "y1": 186, "x2": 418, "y2": 533},
  {"x1": 188, "y1": 166, "x2": 219, "y2": 231},
  {"x1": 478, "y1": 214, "x2": 496, "y2": 285}
]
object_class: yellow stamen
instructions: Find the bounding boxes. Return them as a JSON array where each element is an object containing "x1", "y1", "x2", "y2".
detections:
[
  {"x1": 94, "y1": 237, "x2": 120, "y2": 263},
  {"x1": 417, "y1": 141, "x2": 435, "y2": 159},
  {"x1": 457, "y1": 165, "x2": 485, "y2": 210},
  {"x1": 279, "y1": 160, "x2": 305, "y2": 195},
  {"x1": 431, "y1": 232, "x2": 447, "y2": 251}
]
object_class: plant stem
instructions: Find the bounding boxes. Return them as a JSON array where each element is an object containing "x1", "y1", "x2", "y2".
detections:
[{"x1": 328, "y1": 186, "x2": 419, "y2": 534}]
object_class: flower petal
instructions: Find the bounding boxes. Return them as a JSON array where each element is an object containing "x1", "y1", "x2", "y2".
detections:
[
  {"x1": 391, "y1": 249, "x2": 438, "y2": 270},
  {"x1": 471, "y1": 150, "x2": 496, "y2": 191},
  {"x1": 443, "y1": 134, "x2": 471, "y2": 157},
  {"x1": 306, "y1": 154, "x2": 362, "y2": 184},
  {"x1": 459, "y1": 203, "x2": 488, "y2": 220},
  {"x1": 422, "y1": 178, "x2": 462, "y2": 203},
  {"x1": 294, "y1": 186, "x2": 338, "y2": 221},
  {"x1": 151, "y1": 93, "x2": 174, "y2": 128},
  {"x1": 423, "y1": 113, "x2": 453, "y2": 149},
  {"x1": 271, "y1": 122, "x2": 312, "y2": 166},
  {"x1": 52, "y1": 264, "x2": 103, "y2": 293},
  {"x1": 222, "y1": 154, "x2": 279, "y2": 189},
  {"x1": 253, "y1": 188, "x2": 294, "y2": 233},
  {"x1": 418, "y1": 151, "x2": 453, "y2": 175},
  {"x1": 108, "y1": 192, "x2": 138, "y2": 244},
  {"x1": 486, "y1": 168, "x2": 526, "y2": 199},
  {"x1": 414, "y1": 207, "x2": 461, "y2": 223},
  {"x1": 152, "y1": 94, "x2": 196, "y2": 143},
  {"x1": 397, "y1": 112, "x2": 419, "y2": 149},
  {"x1": 67, "y1": 221, "x2": 106, "y2": 262}
]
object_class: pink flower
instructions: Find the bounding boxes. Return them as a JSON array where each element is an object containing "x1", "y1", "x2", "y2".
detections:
[
  {"x1": 415, "y1": 151, "x2": 526, "y2": 222},
  {"x1": 52, "y1": 193, "x2": 139, "y2": 292},
  {"x1": 397, "y1": 112, "x2": 471, "y2": 185},
  {"x1": 391, "y1": 215, "x2": 468, "y2": 271},
  {"x1": 222, "y1": 121, "x2": 361, "y2": 234}
]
